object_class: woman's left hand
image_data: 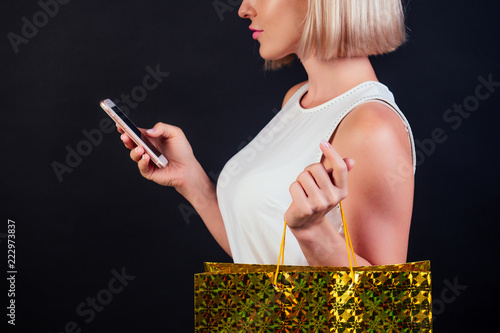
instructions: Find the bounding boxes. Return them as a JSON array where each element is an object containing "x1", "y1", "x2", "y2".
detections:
[{"x1": 285, "y1": 140, "x2": 355, "y2": 230}]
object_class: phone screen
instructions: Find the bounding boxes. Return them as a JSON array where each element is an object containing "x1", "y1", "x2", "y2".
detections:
[{"x1": 110, "y1": 104, "x2": 162, "y2": 157}]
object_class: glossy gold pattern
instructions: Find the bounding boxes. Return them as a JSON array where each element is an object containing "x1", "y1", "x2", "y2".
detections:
[{"x1": 194, "y1": 261, "x2": 432, "y2": 332}]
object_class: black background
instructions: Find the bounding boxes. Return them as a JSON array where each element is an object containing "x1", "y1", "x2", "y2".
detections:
[{"x1": 1, "y1": 0, "x2": 499, "y2": 332}]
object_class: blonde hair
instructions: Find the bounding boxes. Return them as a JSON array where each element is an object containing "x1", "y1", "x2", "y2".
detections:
[{"x1": 266, "y1": 0, "x2": 407, "y2": 70}]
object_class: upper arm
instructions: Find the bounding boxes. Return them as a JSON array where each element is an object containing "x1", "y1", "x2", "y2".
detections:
[
  {"x1": 328, "y1": 102, "x2": 414, "y2": 265},
  {"x1": 282, "y1": 81, "x2": 308, "y2": 108}
]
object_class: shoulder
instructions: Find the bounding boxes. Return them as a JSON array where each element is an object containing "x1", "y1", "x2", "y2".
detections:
[
  {"x1": 335, "y1": 101, "x2": 410, "y2": 153},
  {"x1": 282, "y1": 81, "x2": 308, "y2": 108},
  {"x1": 330, "y1": 101, "x2": 413, "y2": 182}
]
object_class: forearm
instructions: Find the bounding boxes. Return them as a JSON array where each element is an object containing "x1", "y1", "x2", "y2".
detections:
[
  {"x1": 289, "y1": 217, "x2": 370, "y2": 267},
  {"x1": 176, "y1": 164, "x2": 231, "y2": 256}
]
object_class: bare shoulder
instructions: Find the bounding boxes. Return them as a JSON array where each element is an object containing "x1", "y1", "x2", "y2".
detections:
[
  {"x1": 282, "y1": 81, "x2": 308, "y2": 108},
  {"x1": 334, "y1": 101, "x2": 410, "y2": 152},
  {"x1": 328, "y1": 100, "x2": 414, "y2": 182}
]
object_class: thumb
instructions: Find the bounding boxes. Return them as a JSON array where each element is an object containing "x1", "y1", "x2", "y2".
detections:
[{"x1": 144, "y1": 122, "x2": 179, "y2": 139}]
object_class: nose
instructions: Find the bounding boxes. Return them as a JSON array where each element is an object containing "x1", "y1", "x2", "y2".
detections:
[{"x1": 238, "y1": 0, "x2": 256, "y2": 19}]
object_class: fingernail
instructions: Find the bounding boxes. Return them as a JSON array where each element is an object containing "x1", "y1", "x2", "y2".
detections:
[
  {"x1": 146, "y1": 128, "x2": 155, "y2": 134},
  {"x1": 135, "y1": 147, "x2": 139, "y2": 153},
  {"x1": 321, "y1": 140, "x2": 331, "y2": 148},
  {"x1": 121, "y1": 134, "x2": 125, "y2": 141}
]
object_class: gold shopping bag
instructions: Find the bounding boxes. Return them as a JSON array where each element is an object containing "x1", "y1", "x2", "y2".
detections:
[{"x1": 194, "y1": 203, "x2": 432, "y2": 332}]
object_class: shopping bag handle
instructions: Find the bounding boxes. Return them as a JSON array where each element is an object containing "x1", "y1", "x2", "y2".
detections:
[{"x1": 273, "y1": 202, "x2": 357, "y2": 285}]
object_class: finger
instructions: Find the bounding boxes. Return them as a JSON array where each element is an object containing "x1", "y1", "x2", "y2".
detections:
[
  {"x1": 137, "y1": 153, "x2": 154, "y2": 178},
  {"x1": 121, "y1": 134, "x2": 137, "y2": 150},
  {"x1": 344, "y1": 158, "x2": 355, "y2": 172},
  {"x1": 288, "y1": 181, "x2": 309, "y2": 210},
  {"x1": 296, "y1": 170, "x2": 323, "y2": 199},
  {"x1": 299, "y1": 166, "x2": 343, "y2": 212},
  {"x1": 116, "y1": 124, "x2": 124, "y2": 134},
  {"x1": 304, "y1": 164, "x2": 335, "y2": 192},
  {"x1": 130, "y1": 146, "x2": 145, "y2": 162},
  {"x1": 320, "y1": 140, "x2": 351, "y2": 190}
]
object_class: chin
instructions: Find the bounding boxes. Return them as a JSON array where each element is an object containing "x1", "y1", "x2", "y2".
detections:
[
  {"x1": 258, "y1": 47, "x2": 288, "y2": 62},
  {"x1": 258, "y1": 42, "x2": 295, "y2": 62}
]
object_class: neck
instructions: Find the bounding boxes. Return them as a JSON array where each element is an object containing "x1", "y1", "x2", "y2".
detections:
[{"x1": 299, "y1": 56, "x2": 378, "y2": 109}]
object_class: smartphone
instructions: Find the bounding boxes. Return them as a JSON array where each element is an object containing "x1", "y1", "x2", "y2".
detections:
[{"x1": 100, "y1": 99, "x2": 168, "y2": 168}]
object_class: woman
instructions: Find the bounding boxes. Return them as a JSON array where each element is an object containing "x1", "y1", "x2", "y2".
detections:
[{"x1": 119, "y1": 0, "x2": 415, "y2": 268}]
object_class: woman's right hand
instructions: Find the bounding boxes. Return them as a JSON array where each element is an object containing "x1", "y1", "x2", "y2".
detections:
[
  {"x1": 118, "y1": 122, "x2": 198, "y2": 190},
  {"x1": 120, "y1": 122, "x2": 232, "y2": 256}
]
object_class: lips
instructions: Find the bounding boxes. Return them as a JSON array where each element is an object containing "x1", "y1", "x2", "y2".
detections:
[{"x1": 249, "y1": 27, "x2": 263, "y2": 40}]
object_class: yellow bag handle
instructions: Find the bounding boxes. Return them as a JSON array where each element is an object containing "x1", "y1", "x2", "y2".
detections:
[{"x1": 273, "y1": 202, "x2": 357, "y2": 286}]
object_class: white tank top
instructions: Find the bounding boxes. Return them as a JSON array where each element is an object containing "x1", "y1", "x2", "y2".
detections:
[{"x1": 216, "y1": 81, "x2": 416, "y2": 265}]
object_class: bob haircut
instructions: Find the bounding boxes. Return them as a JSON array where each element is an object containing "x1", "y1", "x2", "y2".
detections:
[{"x1": 266, "y1": 0, "x2": 407, "y2": 70}]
